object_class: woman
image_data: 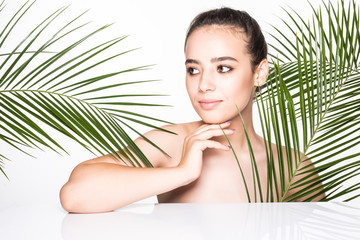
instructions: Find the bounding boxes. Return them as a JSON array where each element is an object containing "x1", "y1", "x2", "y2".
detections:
[{"x1": 60, "y1": 7, "x2": 324, "y2": 213}]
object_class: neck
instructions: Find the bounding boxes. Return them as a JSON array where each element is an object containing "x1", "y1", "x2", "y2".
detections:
[{"x1": 218, "y1": 103, "x2": 260, "y2": 151}]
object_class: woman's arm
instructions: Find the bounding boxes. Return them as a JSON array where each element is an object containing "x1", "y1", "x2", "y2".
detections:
[
  {"x1": 60, "y1": 122, "x2": 234, "y2": 213},
  {"x1": 60, "y1": 125, "x2": 183, "y2": 213},
  {"x1": 60, "y1": 159, "x2": 191, "y2": 213}
]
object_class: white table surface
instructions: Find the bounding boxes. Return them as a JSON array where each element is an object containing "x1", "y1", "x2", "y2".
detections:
[{"x1": 1, "y1": 202, "x2": 360, "y2": 240}]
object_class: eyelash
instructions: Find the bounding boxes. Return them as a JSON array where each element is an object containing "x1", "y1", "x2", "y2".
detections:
[
  {"x1": 217, "y1": 65, "x2": 232, "y2": 73},
  {"x1": 187, "y1": 67, "x2": 199, "y2": 75},
  {"x1": 186, "y1": 65, "x2": 233, "y2": 75}
]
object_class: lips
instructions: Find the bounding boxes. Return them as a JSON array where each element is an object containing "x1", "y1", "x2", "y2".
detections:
[{"x1": 198, "y1": 99, "x2": 223, "y2": 110}]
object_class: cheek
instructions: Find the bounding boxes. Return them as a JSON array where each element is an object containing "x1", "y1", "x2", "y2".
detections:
[
  {"x1": 185, "y1": 78, "x2": 196, "y2": 98},
  {"x1": 226, "y1": 75, "x2": 254, "y2": 103}
]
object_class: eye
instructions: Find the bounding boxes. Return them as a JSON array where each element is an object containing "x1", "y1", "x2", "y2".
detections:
[
  {"x1": 187, "y1": 67, "x2": 200, "y2": 75},
  {"x1": 217, "y1": 65, "x2": 232, "y2": 73}
]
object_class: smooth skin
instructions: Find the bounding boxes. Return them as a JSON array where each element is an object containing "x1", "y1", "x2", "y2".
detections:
[{"x1": 60, "y1": 25, "x2": 324, "y2": 213}]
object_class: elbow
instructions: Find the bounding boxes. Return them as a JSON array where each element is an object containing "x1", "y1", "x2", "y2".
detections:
[
  {"x1": 60, "y1": 182, "x2": 93, "y2": 213},
  {"x1": 59, "y1": 181, "x2": 118, "y2": 213},
  {"x1": 59, "y1": 165, "x2": 100, "y2": 213},
  {"x1": 60, "y1": 182, "x2": 80, "y2": 213},
  {"x1": 60, "y1": 182, "x2": 94, "y2": 213}
]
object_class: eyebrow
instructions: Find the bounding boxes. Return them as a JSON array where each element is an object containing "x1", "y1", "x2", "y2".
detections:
[
  {"x1": 211, "y1": 56, "x2": 238, "y2": 63},
  {"x1": 185, "y1": 56, "x2": 238, "y2": 65},
  {"x1": 185, "y1": 59, "x2": 200, "y2": 65}
]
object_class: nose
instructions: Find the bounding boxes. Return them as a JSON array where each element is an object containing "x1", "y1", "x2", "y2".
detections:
[{"x1": 198, "y1": 70, "x2": 215, "y2": 92}]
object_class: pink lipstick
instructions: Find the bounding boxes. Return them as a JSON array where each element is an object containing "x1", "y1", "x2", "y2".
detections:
[{"x1": 199, "y1": 99, "x2": 222, "y2": 110}]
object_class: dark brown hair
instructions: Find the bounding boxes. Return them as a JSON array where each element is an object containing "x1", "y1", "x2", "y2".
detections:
[{"x1": 185, "y1": 7, "x2": 267, "y2": 72}]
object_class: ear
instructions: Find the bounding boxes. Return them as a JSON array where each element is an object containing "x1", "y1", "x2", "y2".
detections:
[{"x1": 253, "y1": 59, "x2": 269, "y2": 87}]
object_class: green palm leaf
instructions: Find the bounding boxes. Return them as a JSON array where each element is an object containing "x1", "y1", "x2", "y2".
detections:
[
  {"x1": 0, "y1": 0, "x2": 171, "y2": 177},
  {"x1": 243, "y1": 0, "x2": 360, "y2": 201}
]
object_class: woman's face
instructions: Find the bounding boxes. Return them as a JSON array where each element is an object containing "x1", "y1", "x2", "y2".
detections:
[{"x1": 185, "y1": 26, "x2": 256, "y2": 124}]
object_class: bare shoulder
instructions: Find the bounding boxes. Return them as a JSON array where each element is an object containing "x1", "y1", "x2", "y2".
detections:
[
  {"x1": 264, "y1": 142, "x2": 316, "y2": 178},
  {"x1": 136, "y1": 121, "x2": 201, "y2": 167},
  {"x1": 277, "y1": 145, "x2": 324, "y2": 201},
  {"x1": 78, "y1": 121, "x2": 201, "y2": 168},
  {"x1": 266, "y1": 143, "x2": 307, "y2": 164},
  {"x1": 253, "y1": 139, "x2": 323, "y2": 201}
]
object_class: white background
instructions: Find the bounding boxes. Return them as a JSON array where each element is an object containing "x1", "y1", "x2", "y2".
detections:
[{"x1": 1, "y1": 0, "x2": 346, "y2": 210}]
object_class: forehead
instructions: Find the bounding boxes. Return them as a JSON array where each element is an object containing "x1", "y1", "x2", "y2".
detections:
[{"x1": 185, "y1": 25, "x2": 249, "y2": 59}]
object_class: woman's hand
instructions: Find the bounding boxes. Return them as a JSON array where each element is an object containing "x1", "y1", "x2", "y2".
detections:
[{"x1": 177, "y1": 121, "x2": 234, "y2": 183}]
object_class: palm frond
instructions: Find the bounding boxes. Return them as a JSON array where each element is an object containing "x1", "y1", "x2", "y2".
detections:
[
  {"x1": 242, "y1": 0, "x2": 360, "y2": 201},
  {"x1": 0, "y1": 1, "x2": 172, "y2": 177}
]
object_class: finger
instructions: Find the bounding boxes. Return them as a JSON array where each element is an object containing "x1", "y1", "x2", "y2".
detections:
[
  {"x1": 193, "y1": 124, "x2": 211, "y2": 134},
  {"x1": 196, "y1": 128, "x2": 235, "y2": 140},
  {"x1": 200, "y1": 139, "x2": 231, "y2": 151},
  {"x1": 194, "y1": 121, "x2": 231, "y2": 135},
  {"x1": 218, "y1": 121, "x2": 232, "y2": 128}
]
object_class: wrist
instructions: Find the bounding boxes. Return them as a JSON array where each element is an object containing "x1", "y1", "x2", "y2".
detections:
[{"x1": 174, "y1": 165, "x2": 198, "y2": 186}]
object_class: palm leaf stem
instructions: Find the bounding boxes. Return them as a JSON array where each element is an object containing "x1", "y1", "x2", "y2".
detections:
[
  {"x1": 278, "y1": 57, "x2": 352, "y2": 201},
  {"x1": 270, "y1": 62, "x2": 287, "y2": 196},
  {"x1": 0, "y1": 51, "x2": 55, "y2": 56},
  {"x1": 256, "y1": 88, "x2": 278, "y2": 202},
  {"x1": 238, "y1": 109, "x2": 263, "y2": 202},
  {"x1": 220, "y1": 125, "x2": 251, "y2": 202}
]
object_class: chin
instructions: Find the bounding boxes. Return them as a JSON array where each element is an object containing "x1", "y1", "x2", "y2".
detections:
[
  {"x1": 199, "y1": 115, "x2": 229, "y2": 124},
  {"x1": 196, "y1": 107, "x2": 240, "y2": 124}
]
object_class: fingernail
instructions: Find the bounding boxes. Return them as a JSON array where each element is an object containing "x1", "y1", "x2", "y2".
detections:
[
  {"x1": 226, "y1": 120, "x2": 232, "y2": 124},
  {"x1": 230, "y1": 129, "x2": 236, "y2": 131}
]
